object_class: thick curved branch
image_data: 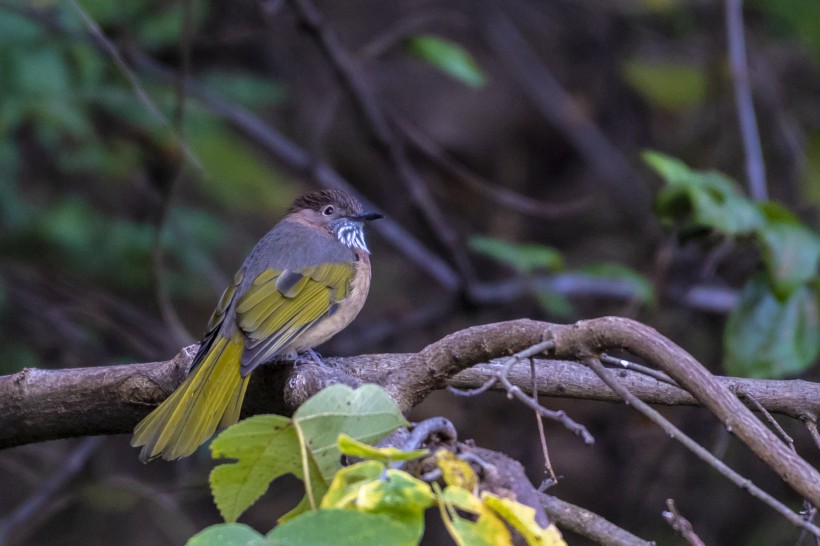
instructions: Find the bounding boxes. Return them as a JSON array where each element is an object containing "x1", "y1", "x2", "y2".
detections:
[
  {"x1": 2, "y1": 319, "x2": 819, "y2": 449},
  {"x1": 550, "y1": 317, "x2": 820, "y2": 507}
]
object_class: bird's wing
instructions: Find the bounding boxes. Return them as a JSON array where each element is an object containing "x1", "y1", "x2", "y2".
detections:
[{"x1": 234, "y1": 262, "x2": 355, "y2": 375}]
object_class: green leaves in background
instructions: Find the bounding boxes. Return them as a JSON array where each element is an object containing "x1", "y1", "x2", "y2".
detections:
[
  {"x1": 409, "y1": 35, "x2": 487, "y2": 88},
  {"x1": 577, "y1": 263, "x2": 656, "y2": 306},
  {"x1": 725, "y1": 275, "x2": 818, "y2": 378},
  {"x1": 622, "y1": 60, "x2": 707, "y2": 110},
  {"x1": 208, "y1": 385, "x2": 407, "y2": 523},
  {"x1": 645, "y1": 151, "x2": 763, "y2": 235},
  {"x1": 470, "y1": 236, "x2": 564, "y2": 274},
  {"x1": 470, "y1": 236, "x2": 653, "y2": 318},
  {"x1": 645, "y1": 150, "x2": 820, "y2": 377},
  {"x1": 757, "y1": 202, "x2": 820, "y2": 297}
]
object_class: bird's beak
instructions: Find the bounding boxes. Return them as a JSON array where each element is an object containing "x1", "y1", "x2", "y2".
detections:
[{"x1": 353, "y1": 212, "x2": 383, "y2": 222}]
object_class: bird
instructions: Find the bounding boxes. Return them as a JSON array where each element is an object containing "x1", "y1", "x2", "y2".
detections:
[{"x1": 132, "y1": 189, "x2": 382, "y2": 462}]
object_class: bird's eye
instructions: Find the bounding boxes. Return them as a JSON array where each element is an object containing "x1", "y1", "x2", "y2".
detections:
[{"x1": 322, "y1": 205, "x2": 334, "y2": 216}]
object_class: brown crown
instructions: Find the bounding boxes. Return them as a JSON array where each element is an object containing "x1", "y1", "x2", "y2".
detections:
[{"x1": 288, "y1": 189, "x2": 364, "y2": 215}]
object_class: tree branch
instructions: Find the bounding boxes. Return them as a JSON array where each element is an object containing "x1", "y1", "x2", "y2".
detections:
[{"x1": 2, "y1": 319, "x2": 819, "y2": 448}]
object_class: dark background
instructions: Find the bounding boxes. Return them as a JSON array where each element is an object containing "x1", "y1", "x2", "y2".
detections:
[{"x1": 0, "y1": 0, "x2": 818, "y2": 544}]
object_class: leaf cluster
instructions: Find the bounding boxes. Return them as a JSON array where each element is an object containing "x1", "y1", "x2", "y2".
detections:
[{"x1": 190, "y1": 384, "x2": 565, "y2": 546}]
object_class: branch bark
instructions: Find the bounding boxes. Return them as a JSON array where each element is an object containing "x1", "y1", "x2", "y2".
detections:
[{"x1": 2, "y1": 318, "x2": 819, "y2": 507}]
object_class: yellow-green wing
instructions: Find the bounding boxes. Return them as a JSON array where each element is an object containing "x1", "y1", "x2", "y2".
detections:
[{"x1": 235, "y1": 262, "x2": 354, "y2": 374}]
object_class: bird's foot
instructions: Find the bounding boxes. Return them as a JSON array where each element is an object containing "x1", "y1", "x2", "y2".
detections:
[{"x1": 294, "y1": 348, "x2": 325, "y2": 366}]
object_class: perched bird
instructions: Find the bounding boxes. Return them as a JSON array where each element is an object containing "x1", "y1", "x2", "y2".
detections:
[{"x1": 132, "y1": 189, "x2": 382, "y2": 462}]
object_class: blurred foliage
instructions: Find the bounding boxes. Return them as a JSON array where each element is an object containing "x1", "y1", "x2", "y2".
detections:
[
  {"x1": 409, "y1": 35, "x2": 488, "y2": 89},
  {"x1": 469, "y1": 236, "x2": 564, "y2": 274},
  {"x1": 470, "y1": 236, "x2": 654, "y2": 318},
  {"x1": 645, "y1": 151, "x2": 819, "y2": 378},
  {"x1": 621, "y1": 60, "x2": 707, "y2": 110},
  {"x1": 1, "y1": 1, "x2": 820, "y2": 545},
  {"x1": 0, "y1": 2, "x2": 295, "y2": 370}
]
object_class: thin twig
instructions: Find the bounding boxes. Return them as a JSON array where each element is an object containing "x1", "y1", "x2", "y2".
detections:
[
  {"x1": 451, "y1": 340, "x2": 594, "y2": 445},
  {"x1": 129, "y1": 52, "x2": 462, "y2": 293},
  {"x1": 531, "y1": 357, "x2": 556, "y2": 481},
  {"x1": 539, "y1": 493, "x2": 654, "y2": 546},
  {"x1": 745, "y1": 393, "x2": 795, "y2": 451},
  {"x1": 725, "y1": 0, "x2": 767, "y2": 200},
  {"x1": 390, "y1": 110, "x2": 592, "y2": 220},
  {"x1": 663, "y1": 499, "x2": 707, "y2": 546},
  {"x1": 66, "y1": 0, "x2": 203, "y2": 173},
  {"x1": 477, "y1": 1, "x2": 651, "y2": 225},
  {"x1": 150, "y1": 0, "x2": 197, "y2": 346},
  {"x1": 0, "y1": 437, "x2": 104, "y2": 544},
  {"x1": 287, "y1": 0, "x2": 478, "y2": 288},
  {"x1": 359, "y1": 9, "x2": 468, "y2": 58},
  {"x1": 601, "y1": 352, "x2": 678, "y2": 387},
  {"x1": 805, "y1": 420, "x2": 820, "y2": 452},
  {"x1": 583, "y1": 356, "x2": 820, "y2": 537}
]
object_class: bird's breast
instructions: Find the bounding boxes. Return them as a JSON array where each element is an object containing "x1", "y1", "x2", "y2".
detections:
[{"x1": 286, "y1": 254, "x2": 372, "y2": 352}]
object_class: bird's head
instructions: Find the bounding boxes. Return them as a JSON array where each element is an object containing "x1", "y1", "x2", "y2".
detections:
[{"x1": 288, "y1": 189, "x2": 382, "y2": 253}]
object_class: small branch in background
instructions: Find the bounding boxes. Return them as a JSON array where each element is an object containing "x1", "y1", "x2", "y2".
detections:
[
  {"x1": 539, "y1": 493, "x2": 654, "y2": 546},
  {"x1": 600, "y1": 352, "x2": 678, "y2": 387},
  {"x1": 582, "y1": 355, "x2": 820, "y2": 538},
  {"x1": 477, "y1": 1, "x2": 652, "y2": 227},
  {"x1": 743, "y1": 392, "x2": 795, "y2": 451},
  {"x1": 531, "y1": 357, "x2": 557, "y2": 481},
  {"x1": 450, "y1": 339, "x2": 595, "y2": 445},
  {"x1": 663, "y1": 499, "x2": 707, "y2": 546},
  {"x1": 390, "y1": 111, "x2": 593, "y2": 220},
  {"x1": 725, "y1": 0, "x2": 768, "y2": 201},
  {"x1": 66, "y1": 0, "x2": 203, "y2": 173},
  {"x1": 129, "y1": 52, "x2": 462, "y2": 293},
  {"x1": 288, "y1": 0, "x2": 478, "y2": 289},
  {"x1": 0, "y1": 437, "x2": 104, "y2": 544},
  {"x1": 359, "y1": 9, "x2": 469, "y2": 58},
  {"x1": 805, "y1": 420, "x2": 820, "y2": 452}
]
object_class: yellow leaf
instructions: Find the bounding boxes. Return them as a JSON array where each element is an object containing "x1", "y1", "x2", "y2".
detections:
[
  {"x1": 483, "y1": 493, "x2": 567, "y2": 546},
  {"x1": 436, "y1": 485, "x2": 513, "y2": 546},
  {"x1": 321, "y1": 460, "x2": 384, "y2": 509},
  {"x1": 435, "y1": 450, "x2": 478, "y2": 491},
  {"x1": 337, "y1": 433, "x2": 429, "y2": 462}
]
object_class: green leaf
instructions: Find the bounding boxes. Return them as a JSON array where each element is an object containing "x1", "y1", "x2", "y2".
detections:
[
  {"x1": 337, "y1": 434, "x2": 427, "y2": 463},
  {"x1": 621, "y1": 60, "x2": 707, "y2": 110},
  {"x1": 209, "y1": 415, "x2": 326, "y2": 523},
  {"x1": 724, "y1": 274, "x2": 820, "y2": 378},
  {"x1": 578, "y1": 263, "x2": 656, "y2": 305},
  {"x1": 534, "y1": 291, "x2": 575, "y2": 319},
  {"x1": 756, "y1": 202, "x2": 820, "y2": 298},
  {"x1": 200, "y1": 71, "x2": 285, "y2": 110},
  {"x1": 409, "y1": 35, "x2": 487, "y2": 88},
  {"x1": 469, "y1": 237, "x2": 565, "y2": 274},
  {"x1": 267, "y1": 509, "x2": 419, "y2": 546},
  {"x1": 293, "y1": 384, "x2": 408, "y2": 483},
  {"x1": 644, "y1": 151, "x2": 764, "y2": 235},
  {"x1": 187, "y1": 118, "x2": 297, "y2": 213},
  {"x1": 186, "y1": 523, "x2": 265, "y2": 546}
]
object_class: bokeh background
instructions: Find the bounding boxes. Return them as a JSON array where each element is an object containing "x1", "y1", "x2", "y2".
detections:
[{"x1": 0, "y1": 0, "x2": 818, "y2": 544}]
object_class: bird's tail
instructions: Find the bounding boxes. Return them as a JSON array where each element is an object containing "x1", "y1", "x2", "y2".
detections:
[{"x1": 132, "y1": 333, "x2": 249, "y2": 462}]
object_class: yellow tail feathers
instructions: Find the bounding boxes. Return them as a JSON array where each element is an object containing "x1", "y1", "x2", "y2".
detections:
[{"x1": 132, "y1": 333, "x2": 249, "y2": 463}]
